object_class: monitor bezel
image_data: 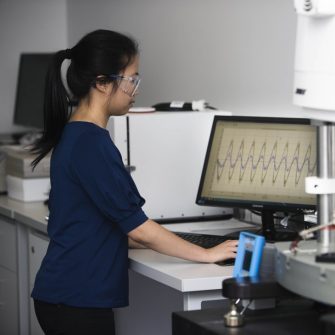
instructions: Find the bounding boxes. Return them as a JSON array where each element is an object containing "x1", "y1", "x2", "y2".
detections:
[{"x1": 196, "y1": 115, "x2": 317, "y2": 213}]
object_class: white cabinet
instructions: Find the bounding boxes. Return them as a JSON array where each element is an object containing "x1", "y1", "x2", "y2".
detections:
[
  {"x1": 28, "y1": 231, "x2": 49, "y2": 335},
  {"x1": 0, "y1": 216, "x2": 19, "y2": 335},
  {"x1": 0, "y1": 216, "x2": 48, "y2": 335}
]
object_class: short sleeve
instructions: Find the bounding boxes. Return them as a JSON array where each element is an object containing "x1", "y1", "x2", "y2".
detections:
[{"x1": 70, "y1": 129, "x2": 148, "y2": 233}]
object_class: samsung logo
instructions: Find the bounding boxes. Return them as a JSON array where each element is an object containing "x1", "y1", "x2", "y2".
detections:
[
  {"x1": 295, "y1": 88, "x2": 306, "y2": 95},
  {"x1": 251, "y1": 204, "x2": 263, "y2": 209}
]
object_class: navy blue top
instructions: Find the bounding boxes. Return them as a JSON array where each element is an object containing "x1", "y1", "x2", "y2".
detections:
[{"x1": 31, "y1": 122, "x2": 148, "y2": 308}]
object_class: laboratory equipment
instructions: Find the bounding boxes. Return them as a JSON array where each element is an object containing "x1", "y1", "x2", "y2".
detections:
[
  {"x1": 107, "y1": 111, "x2": 233, "y2": 220},
  {"x1": 293, "y1": 0, "x2": 335, "y2": 257}
]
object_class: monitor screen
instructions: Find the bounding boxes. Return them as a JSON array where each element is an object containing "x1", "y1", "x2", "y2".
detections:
[
  {"x1": 196, "y1": 116, "x2": 317, "y2": 240},
  {"x1": 13, "y1": 53, "x2": 53, "y2": 129}
]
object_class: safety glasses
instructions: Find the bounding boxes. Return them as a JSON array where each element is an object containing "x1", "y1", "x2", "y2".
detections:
[{"x1": 108, "y1": 74, "x2": 141, "y2": 97}]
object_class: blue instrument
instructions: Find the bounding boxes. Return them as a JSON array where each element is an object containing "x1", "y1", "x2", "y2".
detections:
[{"x1": 233, "y1": 232, "x2": 265, "y2": 277}]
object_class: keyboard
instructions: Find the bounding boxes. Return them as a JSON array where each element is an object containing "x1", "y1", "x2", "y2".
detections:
[
  {"x1": 174, "y1": 232, "x2": 231, "y2": 248},
  {"x1": 174, "y1": 232, "x2": 236, "y2": 266}
]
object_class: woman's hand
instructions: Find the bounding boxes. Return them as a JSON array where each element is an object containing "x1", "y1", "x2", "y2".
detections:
[{"x1": 206, "y1": 240, "x2": 238, "y2": 263}]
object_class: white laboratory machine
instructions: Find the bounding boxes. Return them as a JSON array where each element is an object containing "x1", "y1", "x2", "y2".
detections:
[
  {"x1": 107, "y1": 110, "x2": 233, "y2": 221},
  {"x1": 275, "y1": 0, "x2": 335, "y2": 305}
]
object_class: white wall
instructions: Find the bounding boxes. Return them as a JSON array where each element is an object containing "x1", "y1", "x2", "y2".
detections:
[
  {"x1": 0, "y1": 0, "x2": 68, "y2": 134},
  {"x1": 0, "y1": 0, "x2": 301, "y2": 135},
  {"x1": 67, "y1": 0, "x2": 300, "y2": 116}
]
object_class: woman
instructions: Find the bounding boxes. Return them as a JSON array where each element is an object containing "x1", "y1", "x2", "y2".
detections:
[{"x1": 31, "y1": 29, "x2": 238, "y2": 335}]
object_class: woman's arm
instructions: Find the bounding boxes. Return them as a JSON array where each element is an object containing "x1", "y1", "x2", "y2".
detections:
[
  {"x1": 128, "y1": 237, "x2": 147, "y2": 249},
  {"x1": 128, "y1": 219, "x2": 238, "y2": 263}
]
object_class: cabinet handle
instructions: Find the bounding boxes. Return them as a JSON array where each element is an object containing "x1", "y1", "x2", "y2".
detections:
[{"x1": 31, "y1": 246, "x2": 35, "y2": 253}]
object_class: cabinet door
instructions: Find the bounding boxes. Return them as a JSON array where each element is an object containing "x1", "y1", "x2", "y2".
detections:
[
  {"x1": 29, "y1": 232, "x2": 49, "y2": 285},
  {"x1": 0, "y1": 217, "x2": 17, "y2": 272},
  {"x1": 0, "y1": 266, "x2": 18, "y2": 335},
  {"x1": 29, "y1": 231, "x2": 49, "y2": 335}
]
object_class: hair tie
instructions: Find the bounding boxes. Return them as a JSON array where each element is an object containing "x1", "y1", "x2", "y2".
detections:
[{"x1": 64, "y1": 48, "x2": 72, "y2": 60}]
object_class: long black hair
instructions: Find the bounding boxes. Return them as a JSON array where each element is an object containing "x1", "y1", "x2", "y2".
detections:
[{"x1": 31, "y1": 29, "x2": 138, "y2": 168}]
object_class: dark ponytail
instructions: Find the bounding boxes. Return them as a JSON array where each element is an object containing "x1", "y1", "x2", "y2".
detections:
[
  {"x1": 31, "y1": 50, "x2": 70, "y2": 168},
  {"x1": 31, "y1": 30, "x2": 138, "y2": 168}
]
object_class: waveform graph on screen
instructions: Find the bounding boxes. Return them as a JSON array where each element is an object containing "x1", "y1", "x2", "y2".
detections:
[{"x1": 207, "y1": 121, "x2": 317, "y2": 205}]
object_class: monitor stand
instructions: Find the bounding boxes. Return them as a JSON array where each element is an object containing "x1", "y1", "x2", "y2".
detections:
[{"x1": 261, "y1": 209, "x2": 299, "y2": 242}]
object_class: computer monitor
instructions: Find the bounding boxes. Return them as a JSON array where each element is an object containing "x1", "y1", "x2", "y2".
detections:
[
  {"x1": 13, "y1": 53, "x2": 54, "y2": 130},
  {"x1": 196, "y1": 115, "x2": 317, "y2": 241}
]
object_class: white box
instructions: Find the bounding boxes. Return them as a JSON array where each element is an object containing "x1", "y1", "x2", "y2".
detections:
[
  {"x1": 6, "y1": 175, "x2": 50, "y2": 202},
  {"x1": 107, "y1": 111, "x2": 233, "y2": 220},
  {"x1": 3, "y1": 145, "x2": 50, "y2": 178}
]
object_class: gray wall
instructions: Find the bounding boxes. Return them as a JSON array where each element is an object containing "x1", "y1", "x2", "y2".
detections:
[
  {"x1": 0, "y1": 0, "x2": 68, "y2": 134},
  {"x1": 67, "y1": 0, "x2": 299, "y2": 116},
  {"x1": 0, "y1": 0, "x2": 300, "y2": 134}
]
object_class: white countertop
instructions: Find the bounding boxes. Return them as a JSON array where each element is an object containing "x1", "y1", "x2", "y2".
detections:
[
  {"x1": 0, "y1": 195, "x2": 256, "y2": 293},
  {"x1": 0, "y1": 195, "x2": 49, "y2": 233},
  {"x1": 129, "y1": 249, "x2": 233, "y2": 292}
]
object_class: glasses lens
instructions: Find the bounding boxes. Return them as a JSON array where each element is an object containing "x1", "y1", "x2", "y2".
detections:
[{"x1": 119, "y1": 76, "x2": 140, "y2": 96}]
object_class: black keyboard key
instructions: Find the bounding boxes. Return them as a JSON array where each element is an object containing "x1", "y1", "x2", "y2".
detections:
[{"x1": 174, "y1": 232, "x2": 229, "y2": 248}]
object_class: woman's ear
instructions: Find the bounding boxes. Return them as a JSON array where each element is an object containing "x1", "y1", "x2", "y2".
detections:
[{"x1": 94, "y1": 76, "x2": 113, "y2": 94}]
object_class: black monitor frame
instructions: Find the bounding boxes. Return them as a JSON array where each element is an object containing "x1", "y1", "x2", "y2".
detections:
[
  {"x1": 13, "y1": 53, "x2": 54, "y2": 130},
  {"x1": 196, "y1": 115, "x2": 317, "y2": 241}
]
